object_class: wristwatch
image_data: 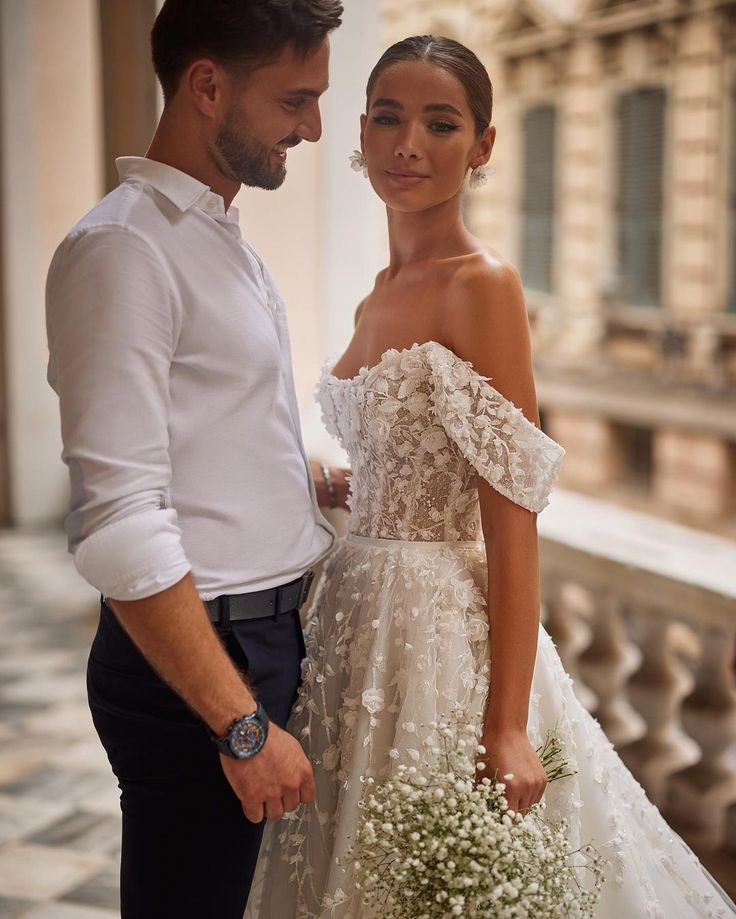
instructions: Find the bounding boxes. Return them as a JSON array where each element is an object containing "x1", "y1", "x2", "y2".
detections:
[{"x1": 210, "y1": 702, "x2": 270, "y2": 759}]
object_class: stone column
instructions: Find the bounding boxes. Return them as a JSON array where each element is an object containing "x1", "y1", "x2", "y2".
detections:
[
  {"x1": 98, "y1": 0, "x2": 159, "y2": 193},
  {"x1": 668, "y1": 13, "x2": 724, "y2": 319},
  {"x1": 0, "y1": 0, "x2": 103, "y2": 524},
  {"x1": 555, "y1": 39, "x2": 608, "y2": 361}
]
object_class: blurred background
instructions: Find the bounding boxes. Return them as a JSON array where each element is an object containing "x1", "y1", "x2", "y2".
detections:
[{"x1": 0, "y1": 0, "x2": 734, "y2": 914}]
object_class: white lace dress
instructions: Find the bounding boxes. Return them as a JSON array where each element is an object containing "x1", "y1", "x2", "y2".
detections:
[{"x1": 246, "y1": 341, "x2": 735, "y2": 919}]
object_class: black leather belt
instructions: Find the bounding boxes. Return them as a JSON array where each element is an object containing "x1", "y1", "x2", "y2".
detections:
[{"x1": 204, "y1": 570, "x2": 315, "y2": 624}]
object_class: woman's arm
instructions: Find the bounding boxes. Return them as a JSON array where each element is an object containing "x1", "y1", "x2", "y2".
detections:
[{"x1": 445, "y1": 257, "x2": 547, "y2": 813}]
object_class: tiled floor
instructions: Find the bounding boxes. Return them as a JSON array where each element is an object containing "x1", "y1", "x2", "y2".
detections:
[{"x1": 0, "y1": 529, "x2": 120, "y2": 918}]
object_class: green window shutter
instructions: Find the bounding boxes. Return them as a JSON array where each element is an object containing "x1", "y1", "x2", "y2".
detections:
[
  {"x1": 521, "y1": 105, "x2": 556, "y2": 293},
  {"x1": 617, "y1": 87, "x2": 666, "y2": 307}
]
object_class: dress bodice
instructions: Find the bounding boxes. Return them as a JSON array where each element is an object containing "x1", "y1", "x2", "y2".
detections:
[{"x1": 317, "y1": 340, "x2": 565, "y2": 541}]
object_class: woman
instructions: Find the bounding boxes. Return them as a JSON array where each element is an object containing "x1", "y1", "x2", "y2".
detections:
[{"x1": 248, "y1": 35, "x2": 735, "y2": 918}]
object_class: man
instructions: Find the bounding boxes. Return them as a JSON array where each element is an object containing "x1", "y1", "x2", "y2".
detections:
[{"x1": 45, "y1": 1, "x2": 345, "y2": 916}]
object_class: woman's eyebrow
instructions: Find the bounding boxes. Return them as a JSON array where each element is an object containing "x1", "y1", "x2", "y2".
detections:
[
  {"x1": 424, "y1": 102, "x2": 463, "y2": 117},
  {"x1": 370, "y1": 98, "x2": 464, "y2": 118}
]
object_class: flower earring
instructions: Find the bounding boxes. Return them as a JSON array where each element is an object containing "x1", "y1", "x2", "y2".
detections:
[
  {"x1": 469, "y1": 164, "x2": 495, "y2": 189},
  {"x1": 350, "y1": 149, "x2": 368, "y2": 177}
]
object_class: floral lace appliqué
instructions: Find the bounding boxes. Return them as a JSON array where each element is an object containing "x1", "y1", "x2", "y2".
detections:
[{"x1": 317, "y1": 341, "x2": 564, "y2": 542}]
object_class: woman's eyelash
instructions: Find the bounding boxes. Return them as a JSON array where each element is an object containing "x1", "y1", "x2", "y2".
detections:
[{"x1": 371, "y1": 115, "x2": 460, "y2": 132}]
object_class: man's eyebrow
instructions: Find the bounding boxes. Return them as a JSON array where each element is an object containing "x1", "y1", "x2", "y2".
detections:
[
  {"x1": 285, "y1": 86, "x2": 329, "y2": 98},
  {"x1": 370, "y1": 98, "x2": 464, "y2": 118}
]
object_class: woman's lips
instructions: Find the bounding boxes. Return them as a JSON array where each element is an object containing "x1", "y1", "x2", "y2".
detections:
[{"x1": 385, "y1": 170, "x2": 430, "y2": 187}]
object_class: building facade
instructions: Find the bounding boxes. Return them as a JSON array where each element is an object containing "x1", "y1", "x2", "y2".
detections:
[{"x1": 381, "y1": 0, "x2": 736, "y2": 536}]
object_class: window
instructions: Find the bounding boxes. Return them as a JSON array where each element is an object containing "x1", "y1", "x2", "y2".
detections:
[
  {"x1": 521, "y1": 104, "x2": 556, "y2": 293},
  {"x1": 617, "y1": 87, "x2": 666, "y2": 307},
  {"x1": 613, "y1": 422, "x2": 653, "y2": 491}
]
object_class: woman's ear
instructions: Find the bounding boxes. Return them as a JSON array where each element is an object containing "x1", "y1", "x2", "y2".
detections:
[
  {"x1": 359, "y1": 112, "x2": 367, "y2": 153},
  {"x1": 472, "y1": 124, "x2": 496, "y2": 168}
]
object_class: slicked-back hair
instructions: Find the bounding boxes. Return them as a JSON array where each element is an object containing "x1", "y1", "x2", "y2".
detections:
[
  {"x1": 366, "y1": 35, "x2": 493, "y2": 136},
  {"x1": 152, "y1": 0, "x2": 343, "y2": 104}
]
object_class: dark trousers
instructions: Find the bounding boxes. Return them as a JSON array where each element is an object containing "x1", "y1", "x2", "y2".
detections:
[{"x1": 87, "y1": 599, "x2": 305, "y2": 919}]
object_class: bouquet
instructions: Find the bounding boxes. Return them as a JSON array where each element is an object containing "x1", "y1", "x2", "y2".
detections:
[{"x1": 347, "y1": 716, "x2": 606, "y2": 918}]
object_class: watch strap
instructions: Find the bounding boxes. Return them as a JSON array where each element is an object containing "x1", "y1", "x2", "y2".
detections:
[{"x1": 210, "y1": 702, "x2": 270, "y2": 758}]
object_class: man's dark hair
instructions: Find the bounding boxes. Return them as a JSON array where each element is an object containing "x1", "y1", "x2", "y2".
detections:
[{"x1": 152, "y1": 0, "x2": 343, "y2": 104}]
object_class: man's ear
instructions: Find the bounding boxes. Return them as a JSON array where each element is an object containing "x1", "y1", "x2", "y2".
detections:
[{"x1": 186, "y1": 58, "x2": 227, "y2": 119}]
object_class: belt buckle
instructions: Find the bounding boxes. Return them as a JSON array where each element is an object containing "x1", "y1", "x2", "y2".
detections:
[{"x1": 298, "y1": 570, "x2": 315, "y2": 608}]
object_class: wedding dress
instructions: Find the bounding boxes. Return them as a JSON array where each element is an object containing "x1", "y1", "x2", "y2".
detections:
[{"x1": 247, "y1": 340, "x2": 735, "y2": 918}]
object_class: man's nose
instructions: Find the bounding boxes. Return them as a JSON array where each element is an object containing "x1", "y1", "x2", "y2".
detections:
[{"x1": 300, "y1": 103, "x2": 323, "y2": 143}]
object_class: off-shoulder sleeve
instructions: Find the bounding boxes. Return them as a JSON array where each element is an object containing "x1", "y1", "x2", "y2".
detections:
[
  {"x1": 316, "y1": 362, "x2": 343, "y2": 442},
  {"x1": 427, "y1": 345, "x2": 565, "y2": 513}
]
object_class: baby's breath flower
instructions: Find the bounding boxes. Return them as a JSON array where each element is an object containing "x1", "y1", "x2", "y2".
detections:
[{"x1": 343, "y1": 713, "x2": 605, "y2": 919}]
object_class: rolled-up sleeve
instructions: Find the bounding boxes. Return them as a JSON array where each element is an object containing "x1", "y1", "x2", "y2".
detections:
[{"x1": 46, "y1": 224, "x2": 191, "y2": 600}]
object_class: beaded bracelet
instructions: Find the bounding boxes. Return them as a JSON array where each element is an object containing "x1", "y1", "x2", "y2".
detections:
[{"x1": 320, "y1": 463, "x2": 338, "y2": 509}]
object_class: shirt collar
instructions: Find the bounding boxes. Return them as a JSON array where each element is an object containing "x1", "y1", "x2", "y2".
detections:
[{"x1": 116, "y1": 156, "x2": 239, "y2": 224}]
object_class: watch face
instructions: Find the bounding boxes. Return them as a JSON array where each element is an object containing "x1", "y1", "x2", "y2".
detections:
[{"x1": 229, "y1": 716, "x2": 266, "y2": 759}]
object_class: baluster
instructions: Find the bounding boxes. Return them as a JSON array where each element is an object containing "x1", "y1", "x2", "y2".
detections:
[
  {"x1": 619, "y1": 616, "x2": 701, "y2": 806},
  {"x1": 722, "y1": 803, "x2": 736, "y2": 875},
  {"x1": 666, "y1": 623, "x2": 736, "y2": 850},
  {"x1": 578, "y1": 594, "x2": 646, "y2": 748},
  {"x1": 542, "y1": 580, "x2": 597, "y2": 712}
]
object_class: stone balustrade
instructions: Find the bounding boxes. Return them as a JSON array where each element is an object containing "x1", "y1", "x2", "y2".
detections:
[{"x1": 539, "y1": 489, "x2": 736, "y2": 892}]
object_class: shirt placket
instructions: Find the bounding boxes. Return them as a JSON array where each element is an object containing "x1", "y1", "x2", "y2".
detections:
[
  {"x1": 239, "y1": 238, "x2": 334, "y2": 539},
  {"x1": 240, "y1": 242, "x2": 278, "y2": 320}
]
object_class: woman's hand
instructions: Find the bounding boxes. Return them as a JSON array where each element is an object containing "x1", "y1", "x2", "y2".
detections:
[
  {"x1": 310, "y1": 461, "x2": 351, "y2": 511},
  {"x1": 477, "y1": 727, "x2": 547, "y2": 814},
  {"x1": 330, "y1": 467, "x2": 351, "y2": 510}
]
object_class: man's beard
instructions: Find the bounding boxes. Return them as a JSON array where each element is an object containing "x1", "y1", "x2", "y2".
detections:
[{"x1": 214, "y1": 113, "x2": 295, "y2": 191}]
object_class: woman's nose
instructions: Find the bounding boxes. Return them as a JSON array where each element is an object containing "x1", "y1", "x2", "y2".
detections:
[{"x1": 394, "y1": 122, "x2": 423, "y2": 160}]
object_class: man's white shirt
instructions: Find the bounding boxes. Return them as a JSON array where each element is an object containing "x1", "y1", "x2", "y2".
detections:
[{"x1": 46, "y1": 156, "x2": 335, "y2": 601}]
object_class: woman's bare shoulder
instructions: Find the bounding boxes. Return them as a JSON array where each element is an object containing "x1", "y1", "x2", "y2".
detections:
[
  {"x1": 437, "y1": 246, "x2": 540, "y2": 427},
  {"x1": 451, "y1": 248, "x2": 522, "y2": 306},
  {"x1": 442, "y1": 249, "x2": 526, "y2": 347}
]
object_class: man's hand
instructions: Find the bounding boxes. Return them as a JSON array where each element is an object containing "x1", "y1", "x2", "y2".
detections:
[
  {"x1": 220, "y1": 722, "x2": 316, "y2": 823},
  {"x1": 109, "y1": 576, "x2": 315, "y2": 824}
]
